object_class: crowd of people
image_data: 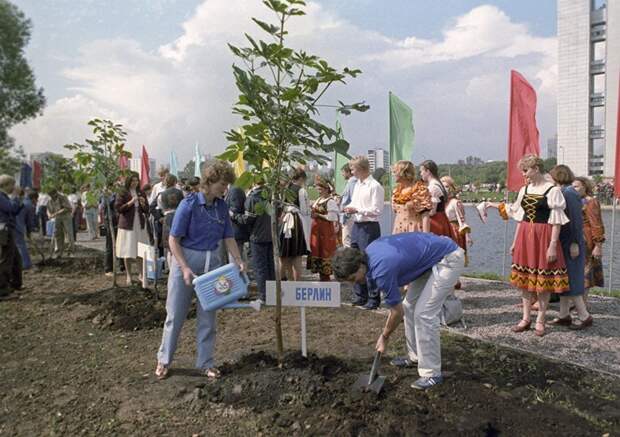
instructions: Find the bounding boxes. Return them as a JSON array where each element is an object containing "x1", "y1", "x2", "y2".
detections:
[{"x1": 0, "y1": 152, "x2": 609, "y2": 390}]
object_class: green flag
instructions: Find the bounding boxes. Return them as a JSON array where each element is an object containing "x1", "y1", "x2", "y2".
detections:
[
  {"x1": 334, "y1": 120, "x2": 349, "y2": 195},
  {"x1": 389, "y1": 92, "x2": 415, "y2": 164}
]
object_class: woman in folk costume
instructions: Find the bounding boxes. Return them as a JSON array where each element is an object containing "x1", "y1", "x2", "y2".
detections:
[
  {"x1": 572, "y1": 176, "x2": 605, "y2": 298},
  {"x1": 485, "y1": 155, "x2": 569, "y2": 337},
  {"x1": 307, "y1": 176, "x2": 339, "y2": 281},
  {"x1": 419, "y1": 160, "x2": 455, "y2": 239},
  {"x1": 391, "y1": 160, "x2": 432, "y2": 234},
  {"x1": 441, "y1": 176, "x2": 473, "y2": 266},
  {"x1": 279, "y1": 167, "x2": 309, "y2": 281}
]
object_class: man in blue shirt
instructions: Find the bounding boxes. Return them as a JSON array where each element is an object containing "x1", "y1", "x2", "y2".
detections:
[
  {"x1": 339, "y1": 163, "x2": 357, "y2": 247},
  {"x1": 332, "y1": 232, "x2": 465, "y2": 390}
]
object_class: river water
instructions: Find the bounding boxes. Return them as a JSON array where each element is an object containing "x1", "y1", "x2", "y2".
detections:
[{"x1": 378, "y1": 204, "x2": 620, "y2": 289}]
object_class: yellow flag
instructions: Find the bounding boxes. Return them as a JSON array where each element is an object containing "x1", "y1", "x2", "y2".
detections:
[{"x1": 234, "y1": 151, "x2": 245, "y2": 177}]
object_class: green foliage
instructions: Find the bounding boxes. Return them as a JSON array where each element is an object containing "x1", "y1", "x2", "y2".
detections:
[
  {"x1": 0, "y1": 0, "x2": 46, "y2": 156},
  {"x1": 40, "y1": 153, "x2": 76, "y2": 193},
  {"x1": 219, "y1": 0, "x2": 368, "y2": 197},
  {"x1": 0, "y1": 130, "x2": 23, "y2": 175},
  {"x1": 437, "y1": 157, "x2": 558, "y2": 189},
  {"x1": 64, "y1": 119, "x2": 131, "y2": 195}
]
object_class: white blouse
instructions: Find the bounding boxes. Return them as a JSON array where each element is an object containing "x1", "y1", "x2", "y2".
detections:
[
  {"x1": 445, "y1": 198, "x2": 466, "y2": 224},
  {"x1": 427, "y1": 180, "x2": 444, "y2": 205},
  {"x1": 313, "y1": 197, "x2": 339, "y2": 222},
  {"x1": 507, "y1": 183, "x2": 569, "y2": 225}
]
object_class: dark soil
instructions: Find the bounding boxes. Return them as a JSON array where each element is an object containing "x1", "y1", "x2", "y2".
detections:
[{"x1": 1, "y1": 243, "x2": 619, "y2": 436}]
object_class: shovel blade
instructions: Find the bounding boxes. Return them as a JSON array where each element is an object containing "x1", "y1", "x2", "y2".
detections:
[{"x1": 352, "y1": 373, "x2": 386, "y2": 394}]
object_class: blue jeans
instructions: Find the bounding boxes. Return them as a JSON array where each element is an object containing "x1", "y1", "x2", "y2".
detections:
[
  {"x1": 351, "y1": 222, "x2": 381, "y2": 306},
  {"x1": 157, "y1": 247, "x2": 222, "y2": 369},
  {"x1": 250, "y1": 241, "x2": 275, "y2": 300}
]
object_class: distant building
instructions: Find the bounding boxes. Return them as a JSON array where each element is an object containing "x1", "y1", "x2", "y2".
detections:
[
  {"x1": 547, "y1": 135, "x2": 558, "y2": 160},
  {"x1": 367, "y1": 148, "x2": 389, "y2": 173},
  {"x1": 557, "y1": 0, "x2": 619, "y2": 176}
]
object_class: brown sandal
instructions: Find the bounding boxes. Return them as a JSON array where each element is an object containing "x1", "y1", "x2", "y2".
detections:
[
  {"x1": 535, "y1": 322, "x2": 546, "y2": 337},
  {"x1": 511, "y1": 319, "x2": 531, "y2": 333},
  {"x1": 155, "y1": 363, "x2": 169, "y2": 380}
]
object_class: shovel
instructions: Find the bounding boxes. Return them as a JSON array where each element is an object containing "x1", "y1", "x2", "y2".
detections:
[{"x1": 352, "y1": 351, "x2": 386, "y2": 394}]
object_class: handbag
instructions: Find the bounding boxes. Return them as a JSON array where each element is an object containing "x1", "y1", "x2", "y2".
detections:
[{"x1": 440, "y1": 293, "x2": 464, "y2": 326}]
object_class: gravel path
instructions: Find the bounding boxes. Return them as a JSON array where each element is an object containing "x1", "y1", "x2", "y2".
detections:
[
  {"x1": 457, "y1": 278, "x2": 620, "y2": 376},
  {"x1": 340, "y1": 277, "x2": 620, "y2": 376}
]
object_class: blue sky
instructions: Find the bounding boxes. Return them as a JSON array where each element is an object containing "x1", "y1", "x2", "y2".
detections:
[{"x1": 12, "y1": 0, "x2": 558, "y2": 165}]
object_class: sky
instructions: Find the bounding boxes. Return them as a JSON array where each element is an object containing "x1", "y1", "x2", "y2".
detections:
[{"x1": 10, "y1": 0, "x2": 558, "y2": 167}]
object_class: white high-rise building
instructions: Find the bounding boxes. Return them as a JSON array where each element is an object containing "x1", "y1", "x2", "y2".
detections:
[
  {"x1": 367, "y1": 148, "x2": 389, "y2": 173},
  {"x1": 558, "y1": 0, "x2": 619, "y2": 177}
]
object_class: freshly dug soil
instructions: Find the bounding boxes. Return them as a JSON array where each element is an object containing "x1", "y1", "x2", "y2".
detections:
[{"x1": 2, "y1": 246, "x2": 619, "y2": 436}]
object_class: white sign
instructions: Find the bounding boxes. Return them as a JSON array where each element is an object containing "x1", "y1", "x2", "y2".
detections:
[{"x1": 266, "y1": 281, "x2": 341, "y2": 307}]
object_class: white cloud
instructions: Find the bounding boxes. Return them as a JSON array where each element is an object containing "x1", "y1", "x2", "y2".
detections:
[{"x1": 11, "y1": 1, "x2": 557, "y2": 165}]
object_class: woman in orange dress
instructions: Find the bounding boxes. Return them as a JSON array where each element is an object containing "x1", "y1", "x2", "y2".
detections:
[
  {"x1": 573, "y1": 176, "x2": 605, "y2": 295},
  {"x1": 307, "y1": 176, "x2": 339, "y2": 281},
  {"x1": 441, "y1": 176, "x2": 473, "y2": 266},
  {"x1": 391, "y1": 160, "x2": 432, "y2": 234},
  {"x1": 419, "y1": 160, "x2": 455, "y2": 239}
]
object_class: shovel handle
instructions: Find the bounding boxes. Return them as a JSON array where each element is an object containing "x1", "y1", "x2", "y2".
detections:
[{"x1": 368, "y1": 351, "x2": 381, "y2": 384}]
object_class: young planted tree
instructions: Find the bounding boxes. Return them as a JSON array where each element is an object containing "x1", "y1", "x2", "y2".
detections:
[
  {"x1": 65, "y1": 119, "x2": 131, "y2": 287},
  {"x1": 219, "y1": 0, "x2": 368, "y2": 361}
]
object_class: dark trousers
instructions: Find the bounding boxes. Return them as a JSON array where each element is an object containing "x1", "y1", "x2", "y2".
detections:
[
  {"x1": 0, "y1": 231, "x2": 23, "y2": 294},
  {"x1": 38, "y1": 206, "x2": 48, "y2": 237},
  {"x1": 250, "y1": 241, "x2": 275, "y2": 301},
  {"x1": 351, "y1": 221, "x2": 381, "y2": 306}
]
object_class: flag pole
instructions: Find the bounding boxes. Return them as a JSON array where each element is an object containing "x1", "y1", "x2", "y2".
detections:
[
  {"x1": 609, "y1": 197, "x2": 617, "y2": 293},
  {"x1": 501, "y1": 189, "x2": 509, "y2": 280}
]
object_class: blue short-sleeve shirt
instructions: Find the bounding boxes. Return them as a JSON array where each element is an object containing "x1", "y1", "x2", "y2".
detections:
[
  {"x1": 170, "y1": 192, "x2": 233, "y2": 251},
  {"x1": 366, "y1": 232, "x2": 458, "y2": 307}
]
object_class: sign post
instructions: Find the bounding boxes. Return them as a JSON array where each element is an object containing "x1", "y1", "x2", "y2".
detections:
[{"x1": 266, "y1": 281, "x2": 341, "y2": 357}]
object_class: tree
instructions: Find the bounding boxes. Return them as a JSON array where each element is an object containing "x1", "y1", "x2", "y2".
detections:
[
  {"x1": 0, "y1": 0, "x2": 46, "y2": 167},
  {"x1": 65, "y1": 119, "x2": 131, "y2": 287},
  {"x1": 218, "y1": 0, "x2": 368, "y2": 361},
  {"x1": 40, "y1": 153, "x2": 76, "y2": 192}
]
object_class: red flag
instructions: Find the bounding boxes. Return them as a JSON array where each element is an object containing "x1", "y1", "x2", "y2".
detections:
[
  {"x1": 506, "y1": 70, "x2": 540, "y2": 192},
  {"x1": 614, "y1": 74, "x2": 620, "y2": 198},
  {"x1": 32, "y1": 160, "x2": 42, "y2": 190},
  {"x1": 140, "y1": 145, "x2": 150, "y2": 188},
  {"x1": 119, "y1": 154, "x2": 129, "y2": 171}
]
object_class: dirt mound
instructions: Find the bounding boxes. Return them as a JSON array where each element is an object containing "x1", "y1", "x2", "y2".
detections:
[
  {"x1": 68, "y1": 286, "x2": 170, "y2": 331},
  {"x1": 183, "y1": 347, "x2": 616, "y2": 436},
  {"x1": 41, "y1": 256, "x2": 101, "y2": 273}
]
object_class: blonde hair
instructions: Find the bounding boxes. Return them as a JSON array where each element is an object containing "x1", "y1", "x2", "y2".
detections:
[
  {"x1": 349, "y1": 156, "x2": 369, "y2": 172},
  {"x1": 0, "y1": 175, "x2": 16, "y2": 192},
  {"x1": 201, "y1": 160, "x2": 235, "y2": 188},
  {"x1": 392, "y1": 160, "x2": 416, "y2": 183},
  {"x1": 440, "y1": 176, "x2": 459, "y2": 197},
  {"x1": 517, "y1": 154, "x2": 544, "y2": 172}
]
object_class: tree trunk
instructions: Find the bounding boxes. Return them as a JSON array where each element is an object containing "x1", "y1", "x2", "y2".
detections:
[
  {"x1": 105, "y1": 195, "x2": 118, "y2": 288},
  {"x1": 271, "y1": 202, "x2": 284, "y2": 364}
]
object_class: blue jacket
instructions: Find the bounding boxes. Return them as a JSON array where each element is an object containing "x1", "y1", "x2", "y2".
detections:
[
  {"x1": 15, "y1": 197, "x2": 36, "y2": 235},
  {"x1": 0, "y1": 192, "x2": 23, "y2": 230}
]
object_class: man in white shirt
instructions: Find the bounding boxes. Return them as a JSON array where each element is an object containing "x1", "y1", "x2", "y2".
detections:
[{"x1": 343, "y1": 156, "x2": 384, "y2": 310}]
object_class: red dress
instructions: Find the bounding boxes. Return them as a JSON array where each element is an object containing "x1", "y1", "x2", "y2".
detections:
[
  {"x1": 307, "y1": 197, "x2": 339, "y2": 278},
  {"x1": 510, "y1": 185, "x2": 569, "y2": 293}
]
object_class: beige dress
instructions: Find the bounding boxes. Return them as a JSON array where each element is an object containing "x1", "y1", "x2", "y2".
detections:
[{"x1": 115, "y1": 200, "x2": 149, "y2": 259}]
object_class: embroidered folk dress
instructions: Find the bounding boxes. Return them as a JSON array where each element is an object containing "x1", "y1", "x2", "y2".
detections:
[
  {"x1": 391, "y1": 181, "x2": 432, "y2": 234},
  {"x1": 507, "y1": 183, "x2": 570, "y2": 293},
  {"x1": 582, "y1": 197, "x2": 605, "y2": 288},
  {"x1": 445, "y1": 197, "x2": 471, "y2": 266},
  {"x1": 307, "y1": 196, "x2": 339, "y2": 277}
]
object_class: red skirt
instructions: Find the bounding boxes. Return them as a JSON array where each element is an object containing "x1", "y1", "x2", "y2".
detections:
[
  {"x1": 307, "y1": 218, "x2": 338, "y2": 276},
  {"x1": 510, "y1": 221, "x2": 569, "y2": 293},
  {"x1": 430, "y1": 211, "x2": 455, "y2": 239}
]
